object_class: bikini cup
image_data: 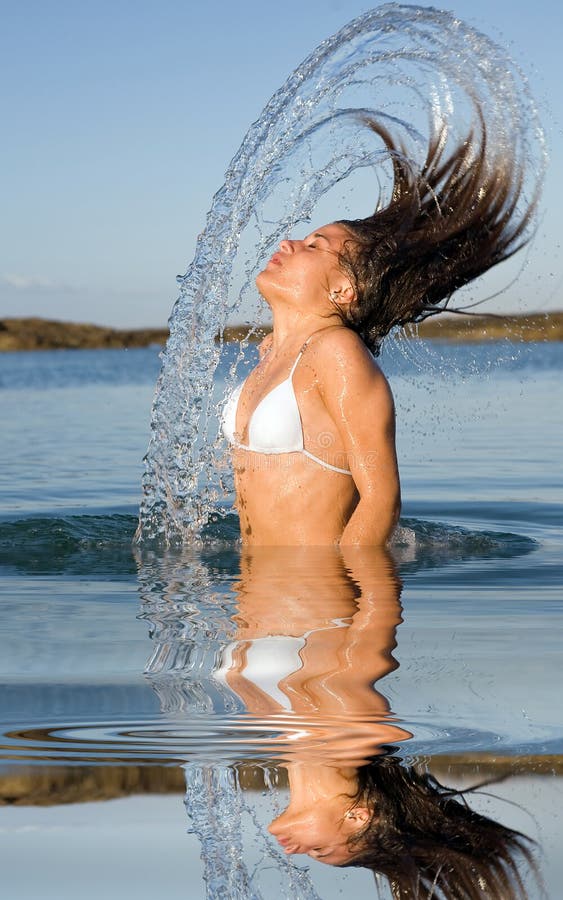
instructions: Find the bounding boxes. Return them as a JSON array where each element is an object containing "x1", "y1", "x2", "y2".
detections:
[{"x1": 221, "y1": 337, "x2": 352, "y2": 475}]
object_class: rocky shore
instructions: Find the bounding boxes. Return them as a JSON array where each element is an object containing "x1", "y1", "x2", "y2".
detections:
[
  {"x1": 1, "y1": 755, "x2": 560, "y2": 806},
  {"x1": 0, "y1": 318, "x2": 168, "y2": 352},
  {"x1": 1, "y1": 312, "x2": 562, "y2": 352},
  {"x1": 414, "y1": 310, "x2": 563, "y2": 342}
]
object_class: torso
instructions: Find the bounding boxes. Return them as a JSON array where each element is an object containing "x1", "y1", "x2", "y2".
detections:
[
  {"x1": 223, "y1": 327, "x2": 359, "y2": 545},
  {"x1": 233, "y1": 448, "x2": 359, "y2": 544}
]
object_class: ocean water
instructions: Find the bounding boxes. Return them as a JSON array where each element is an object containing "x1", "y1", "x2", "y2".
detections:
[{"x1": 0, "y1": 340, "x2": 562, "y2": 899}]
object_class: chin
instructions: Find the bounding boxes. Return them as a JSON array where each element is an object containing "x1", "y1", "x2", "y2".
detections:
[{"x1": 255, "y1": 269, "x2": 276, "y2": 302}]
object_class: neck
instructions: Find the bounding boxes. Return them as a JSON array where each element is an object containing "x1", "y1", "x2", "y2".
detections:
[
  {"x1": 268, "y1": 304, "x2": 342, "y2": 353},
  {"x1": 286, "y1": 763, "x2": 358, "y2": 801}
]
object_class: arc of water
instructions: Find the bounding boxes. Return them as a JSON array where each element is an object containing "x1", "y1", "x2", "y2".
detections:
[{"x1": 137, "y1": 4, "x2": 545, "y2": 545}]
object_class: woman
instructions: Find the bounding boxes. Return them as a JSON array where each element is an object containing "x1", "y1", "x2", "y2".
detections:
[{"x1": 222, "y1": 120, "x2": 535, "y2": 546}]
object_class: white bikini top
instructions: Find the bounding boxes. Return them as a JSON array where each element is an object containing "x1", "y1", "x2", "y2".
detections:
[{"x1": 221, "y1": 335, "x2": 352, "y2": 476}]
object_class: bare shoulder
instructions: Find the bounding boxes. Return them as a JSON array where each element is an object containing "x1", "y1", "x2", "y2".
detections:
[
  {"x1": 308, "y1": 326, "x2": 392, "y2": 400},
  {"x1": 309, "y1": 326, "x2": 378, "y2": 369}
]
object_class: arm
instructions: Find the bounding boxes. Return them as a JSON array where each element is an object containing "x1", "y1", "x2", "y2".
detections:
[{"x1": 315, "y1": 330, "x2": 401, "y2": 545}]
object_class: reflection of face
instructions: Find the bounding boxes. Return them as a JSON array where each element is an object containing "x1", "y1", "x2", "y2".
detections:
[
  {"x1": 268, "y1": 798, "x2": 367, "y2": 866},
  {"x1": 256, "y1": 222, "x2": 353, "y2": 306}
]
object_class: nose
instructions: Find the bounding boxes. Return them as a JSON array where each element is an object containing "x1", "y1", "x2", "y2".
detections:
[{"x1": 279, "y1": 239, "x2": 294, "y2": 253}]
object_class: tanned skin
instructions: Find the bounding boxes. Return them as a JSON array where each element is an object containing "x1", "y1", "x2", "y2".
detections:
[{"x1": 229, "y1": 223, "x2": 400, "y2": 546}]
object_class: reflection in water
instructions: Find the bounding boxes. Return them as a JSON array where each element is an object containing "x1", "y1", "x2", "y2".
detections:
[
  {"x1": 184, "y1": 764, "x2": 321, "y2": 900},
  {"x1": 326, "y1": 759, "x2": 536, "y2": 898},
  {"x1": 138, "y1": 546, "x2": 538, "y2": 899}
]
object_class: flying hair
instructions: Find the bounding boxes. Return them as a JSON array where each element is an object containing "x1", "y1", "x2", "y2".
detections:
[{"x1": 336, "y1": 114, "x2": 539, "y2": 354}]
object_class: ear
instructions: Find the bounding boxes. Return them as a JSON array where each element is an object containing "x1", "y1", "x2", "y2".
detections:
[
  {"x1": 344, "y1": 806, "x2": 371, "y2": 833},
  {"x1": 330, "y1": 279, "x2": 356, "y2": 307},
  {"x1": 338, "y1": 282, "x2": 356, "y2": 306}
]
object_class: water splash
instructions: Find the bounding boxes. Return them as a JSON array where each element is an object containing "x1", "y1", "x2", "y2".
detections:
[
  {"x1": 137, "y1": 4, "x2": 545, "y2": 544},
  {"x1": 184, "y1": 765, "x2": 321, "y2": 900}
]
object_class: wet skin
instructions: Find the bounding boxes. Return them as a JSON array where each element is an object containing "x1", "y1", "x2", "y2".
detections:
[{"x1": 230, "y1": 223, "x2": 401, "y2": 547}]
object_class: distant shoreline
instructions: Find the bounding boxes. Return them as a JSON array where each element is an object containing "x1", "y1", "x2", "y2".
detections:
[
  {"x1": 1, "y1": 313, "x2": 563, "y2": 352},
  {"x1": 1, "y1": 754, "x2": 561, "y2": 805}
]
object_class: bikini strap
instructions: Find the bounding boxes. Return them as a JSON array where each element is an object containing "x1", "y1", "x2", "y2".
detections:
[
  {"x1": 288, "y1": 324, "x2": 344, "y2": 379},
  {"x1": 288, "y1": 342, "x2": 309, "y2": 378}
]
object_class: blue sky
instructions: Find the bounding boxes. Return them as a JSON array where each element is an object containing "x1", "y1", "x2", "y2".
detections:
[{"x1": 1, "y1": 0, "x2": 561, "y2": 327}]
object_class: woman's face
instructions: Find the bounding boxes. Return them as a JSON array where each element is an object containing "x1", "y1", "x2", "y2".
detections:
[
  {"x1": 268, "y1": 798, "x2": 368, "y2": 866},
  {"x1": 256, "y1": 222, "x2": 354, "y2": 309}
]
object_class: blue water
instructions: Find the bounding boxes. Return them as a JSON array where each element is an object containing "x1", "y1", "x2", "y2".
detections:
[{"x1": 1, "y1": 341, "x2": 562, "y2": 899}]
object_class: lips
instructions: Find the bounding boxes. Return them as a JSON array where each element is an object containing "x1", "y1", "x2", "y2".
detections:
[
  {"x1": 274, "y1": 834, "x2": 299, "y2": 853},
  {"x1": 268, "y1": 252, "x2": 283, "y2": 266}
]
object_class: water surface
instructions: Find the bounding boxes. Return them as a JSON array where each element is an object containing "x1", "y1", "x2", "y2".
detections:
[{"x1": 1, "y1": 342, "x2": 561, "y2": 898}]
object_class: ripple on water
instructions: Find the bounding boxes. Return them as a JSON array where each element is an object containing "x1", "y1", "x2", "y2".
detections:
[{"x1": 3, "y1": 714, "x2": 562, "y2": 768}]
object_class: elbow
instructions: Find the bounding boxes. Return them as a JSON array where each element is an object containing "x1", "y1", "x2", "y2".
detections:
[
  {"x1": 381, "y1": 486, "x2": 402, "y2": 544},
  {"x1": 382, "y1": 496, "x2": 401, "y2": 545},
  {"x1": 386, "y1": 489, "x2": 401, "y2": 541},
  {"x1": 392, "y1": 490, "x2": 402, "y2": 529}
]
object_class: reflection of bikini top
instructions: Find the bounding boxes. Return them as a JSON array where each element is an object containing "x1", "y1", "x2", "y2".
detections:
[
  {"x1": 215, "y1": 636, "x2": 306, "y2": 711},
  {"x1": 221, "y1": 336, "x2": 352, "y2": 476},
  {"x1": 214, "y1": 619, "x2": 350, "y2": 711}
]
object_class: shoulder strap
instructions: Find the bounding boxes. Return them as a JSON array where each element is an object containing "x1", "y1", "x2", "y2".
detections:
[
  {"x1": 288, "y1": 343, "x2": 308, "y2": 378},
  {"x1": 288, "y1": 324, "x2": 345, "y2": 379}
]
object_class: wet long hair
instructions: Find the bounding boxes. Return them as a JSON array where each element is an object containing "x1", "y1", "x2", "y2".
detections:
[
  {"x1": 343, "y1": 756, "x2": 538, "y2": 899},
  {"x1": 337, "y1": 116, "x2": 538, "y2": 354}
]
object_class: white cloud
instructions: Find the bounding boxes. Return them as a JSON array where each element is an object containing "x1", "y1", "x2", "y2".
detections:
[{"x1": 0, "y1": 273, "x2": 78, "y2": 292}]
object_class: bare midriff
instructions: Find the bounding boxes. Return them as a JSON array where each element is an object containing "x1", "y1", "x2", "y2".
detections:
[{"x1": 233, "y1": 448, "x2": 359, "y2": 545}]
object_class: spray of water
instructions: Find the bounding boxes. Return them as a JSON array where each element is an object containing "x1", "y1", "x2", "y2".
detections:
[
  {"x1": 136, "y1": 4, "x2": 545, "y2": 545},
  {"x1": 184, "y1": 765, "x2": 322, "y2": 900}
]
